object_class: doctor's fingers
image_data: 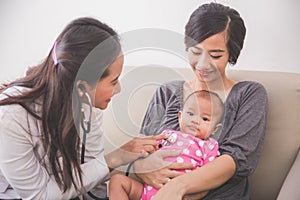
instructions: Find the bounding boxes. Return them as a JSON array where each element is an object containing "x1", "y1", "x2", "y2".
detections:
[
  {"x1": 132, "y1": 136, "x2": 160, "y2": 148},
  {"x1": 142, "y1": 144, "x2": 157, "y2": 154},
  {"x1": 123, "y1": 137, "x2": 157, "y2": 152},
  {"x1": 139, "y1": 142, "x2": 174, "y2": 156},
  {"x1": 137, "y1": 134, "x2": 168, "y2": 141}
]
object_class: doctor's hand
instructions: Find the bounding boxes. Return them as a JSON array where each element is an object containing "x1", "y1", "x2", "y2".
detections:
[
  {"x1": 133, "y1": 149, "x2": 194, "y2": 189},
  {"x1": 105, "y1": 134, "x2": 166, "y2": 170}
]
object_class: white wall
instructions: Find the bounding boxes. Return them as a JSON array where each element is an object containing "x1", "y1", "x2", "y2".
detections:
[{"x1": 0, "y1": 0, "x2": 299, "y2": 83}]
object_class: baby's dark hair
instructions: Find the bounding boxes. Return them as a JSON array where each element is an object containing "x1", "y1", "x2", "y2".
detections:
[{"x1": 183, "y1": 90, "x2": 224, "y2": 123}]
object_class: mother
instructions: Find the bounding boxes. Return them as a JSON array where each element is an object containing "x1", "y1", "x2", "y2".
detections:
[
  {"x1": 136, "y1": 3, "x2": 268, "y2": 199},
  {"x1": 0, "y1": 17, "x2": 163, "y2": 199}
]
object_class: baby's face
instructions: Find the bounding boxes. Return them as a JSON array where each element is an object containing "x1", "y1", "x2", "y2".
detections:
[{"x1": 179, "y1": 96, "x2": 219, "y2": 139}]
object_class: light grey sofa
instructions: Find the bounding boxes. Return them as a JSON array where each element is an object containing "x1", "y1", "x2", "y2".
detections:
[{"x1": 103, "y1": 66, "x2": 300, "y2": 200}]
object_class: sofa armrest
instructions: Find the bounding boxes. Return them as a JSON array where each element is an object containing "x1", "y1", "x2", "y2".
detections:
[{"x1": 277, "y1": 148, "x2": 300, "y2": 200}]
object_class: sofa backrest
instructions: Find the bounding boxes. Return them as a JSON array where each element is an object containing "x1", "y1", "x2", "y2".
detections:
[
  {"x1": 103, "y1": 66, "x2": 300, "y2": 200},
  {"x1": 227, "y1": 70, "x2": 300, "y2": 200}
]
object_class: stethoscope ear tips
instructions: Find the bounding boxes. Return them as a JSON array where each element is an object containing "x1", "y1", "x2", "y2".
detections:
[
  {"x1": 78, "y1": 84, "x2": 86, "y2": 91},
  {"x1": 77, "y1": 84, "x2": 86, "y2": 97}
]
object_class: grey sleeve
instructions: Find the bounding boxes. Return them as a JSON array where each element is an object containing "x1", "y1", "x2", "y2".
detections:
[
  {"x1": 218, "y1": 82, "x2": 268, "y2": 177},
  {"x1": 139, "y1": 81, "x2": 183, "y2": 136}
]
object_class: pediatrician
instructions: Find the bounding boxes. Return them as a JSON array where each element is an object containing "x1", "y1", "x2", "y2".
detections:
[{"x1": 0, "y1": 17, "x2": 167, "y2": 199}]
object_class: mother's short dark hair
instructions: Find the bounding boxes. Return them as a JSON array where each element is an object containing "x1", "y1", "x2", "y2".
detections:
[{"x1": 184, "y1": 2, "x2": 246, "y2": 65}]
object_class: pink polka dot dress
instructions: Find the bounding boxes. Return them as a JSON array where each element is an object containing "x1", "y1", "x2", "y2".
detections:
[{"x1": 141, "y1": 129, "x2": 219, "y2": 200}]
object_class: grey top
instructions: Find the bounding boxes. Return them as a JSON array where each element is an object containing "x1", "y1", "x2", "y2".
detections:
[{"x1": 140, "y1": 80, "x2": 268, "y2": 200}]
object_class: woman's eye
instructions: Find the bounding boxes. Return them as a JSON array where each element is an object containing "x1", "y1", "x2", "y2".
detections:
[
  {"x1": 211, "y1": 55, "x2": 222, "y2": 59},
  {"x1": 112, "y1": 80, "x2": 119, "y2": 86},
  {"x1": 191, "y1": 50, "x2": 202, "y2": 56}
]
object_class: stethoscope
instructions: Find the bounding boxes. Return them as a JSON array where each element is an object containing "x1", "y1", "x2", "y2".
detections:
[
  {"x1": 80, "y1": 91, "x2": 179, "y2": 199},
  {"x1": 80, "y1": 91, "x2": 108, "y2": 200},
  {"x1": 125, "y1": 131, "x2": 178, "y2": 177},
  {"x1": 158, "y1": 131, "x2": 178, "y2": 148}
]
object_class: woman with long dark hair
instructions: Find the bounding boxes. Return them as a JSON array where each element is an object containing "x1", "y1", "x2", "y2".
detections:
[{"x1": 0, "y1": 17, "x2": 162, "y2": 199}]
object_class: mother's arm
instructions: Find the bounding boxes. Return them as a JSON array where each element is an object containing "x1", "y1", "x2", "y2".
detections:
[
  {"x1": 154, "y1": 82, "x2": 268, "y2": 199},
  {"x1": 152, "y1": 154, "x2": 235, "y2": 200}
]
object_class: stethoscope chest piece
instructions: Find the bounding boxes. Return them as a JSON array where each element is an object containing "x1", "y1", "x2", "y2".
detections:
[{"x1": 161, "y1": 132, "x2": 178, "y2": 147}]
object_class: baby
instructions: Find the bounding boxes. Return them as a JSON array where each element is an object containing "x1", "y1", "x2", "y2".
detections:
[{"x1": 109, "y1": 90, "x2": 224, "y2": 200}]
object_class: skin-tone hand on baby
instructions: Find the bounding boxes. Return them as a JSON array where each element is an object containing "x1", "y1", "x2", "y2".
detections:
[
  {"x1": 150, "y1": 175, "x2": 208, "y2": 200},
  {"x1": 105, "y1": 134, "x2": 167, "y2": 170},
  {"x1": 151, "y1": 154, "x2": 236, "y2": 199},
  {"x1": 134, "y1": 150, "x2": 195, "y2": 189}
]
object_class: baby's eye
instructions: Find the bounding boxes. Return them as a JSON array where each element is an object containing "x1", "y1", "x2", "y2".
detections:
[
  {"x1": 202, "y1": 117, "x2": 210, "y2": 121},
  {"x1": 186, "y1": 112, "x2": 194, "y2": 116}
]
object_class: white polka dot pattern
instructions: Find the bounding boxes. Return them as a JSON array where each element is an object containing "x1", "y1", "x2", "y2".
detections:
[
  {"x1": 198, "y1": 140, "x2": 204, "y2": 147},
  {"x1": 141, "y1": 130, "x2": 219, "y2": 200},
  {"x1": 195, "y1": 150, "x2": 202, "y2": 157},
  {"x1": 177, "y1": 141, "x2": 184, "y2": 146},
  {"x1": 208, "y1": 156, "x2": 215, "y2": 162},
  {"x1": 183, "y1": 148, "x2": 190, "y2": 154},
  {"x1": 177, "y1": 157, "x2": 184, "y2": 163}
]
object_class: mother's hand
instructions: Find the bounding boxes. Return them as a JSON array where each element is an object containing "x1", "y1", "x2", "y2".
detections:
[
  {"x1": 105, "y1": 134, "x2": 166, "y2": 169},
  {"x1": 133, "y1": 149, "x2": 194, "y2": 189},
  {"x1": 151, "y1": 180, "x2": 208, "y2": 200}
]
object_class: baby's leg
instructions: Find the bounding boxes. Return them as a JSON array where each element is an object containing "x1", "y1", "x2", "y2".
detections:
[{"x1": 109, "y1": 173, "x2": 143, "y2": 200}]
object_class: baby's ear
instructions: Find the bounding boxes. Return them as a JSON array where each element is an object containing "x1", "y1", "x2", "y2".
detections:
[
  {"x1": 212, "y1": 123, "x2": 222, "y2": 135},
  {"x1": 178, "y1": 111, "x2": 182, "y2": 120},
  {"x1": 178, "y1": 111, "x2": 183, "y2": 125}
]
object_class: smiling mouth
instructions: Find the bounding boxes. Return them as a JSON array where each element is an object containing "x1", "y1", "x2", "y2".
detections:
[{"x1": 197, "y1": 70, "x2": 214, "y2": 77}]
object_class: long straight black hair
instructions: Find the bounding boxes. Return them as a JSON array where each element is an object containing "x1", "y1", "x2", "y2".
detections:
[{"x1": 0, "y1": 17, "x2": 121, "y2": 192}]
